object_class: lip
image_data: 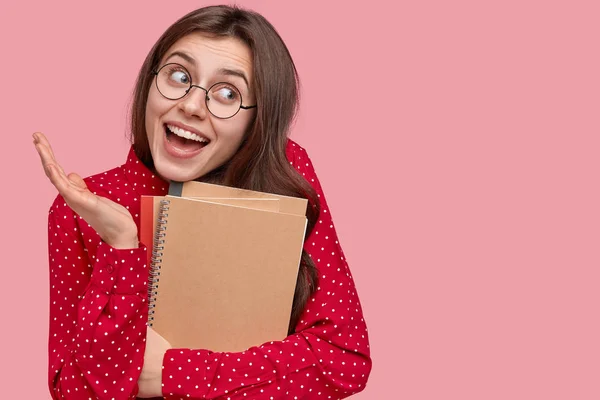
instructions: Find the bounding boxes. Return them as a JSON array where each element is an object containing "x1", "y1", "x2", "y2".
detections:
[{"x1": 162, "y1": 122, "x2": 210, "y2": 160}]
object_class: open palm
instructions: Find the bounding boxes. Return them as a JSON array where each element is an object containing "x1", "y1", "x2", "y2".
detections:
[{"x1": 34, "y1": 132, "x2": 139, "y2": 249}]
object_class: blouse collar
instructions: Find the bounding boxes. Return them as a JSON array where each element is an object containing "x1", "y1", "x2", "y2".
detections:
[{"x1": 120, "y1": 146, "x2": 169, "y2": 197}]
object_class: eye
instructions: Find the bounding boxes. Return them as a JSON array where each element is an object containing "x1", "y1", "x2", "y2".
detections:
[
  {"x1": 210, "y1": 84, "x2": 240, "y2": 104},
  {"x1": 161, "y1": 65, "x2": 190, "y2": 86},
  {"x1": 169, "y1": 70, "x2": 190, "y2": 85}
]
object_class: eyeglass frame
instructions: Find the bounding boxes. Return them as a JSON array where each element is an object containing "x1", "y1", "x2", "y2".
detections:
[{"x1": 151, "y1": 62, "x2": 257, "y2": 119}]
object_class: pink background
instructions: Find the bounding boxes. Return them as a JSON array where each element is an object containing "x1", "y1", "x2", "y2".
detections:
[{"x1": 2, "y1": 0, "x2": 599, "y2": 398}]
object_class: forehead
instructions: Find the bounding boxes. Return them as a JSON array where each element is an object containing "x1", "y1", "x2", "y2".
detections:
[{"x1": 162, "y1": 32, "x2": 253, "y2": 77}]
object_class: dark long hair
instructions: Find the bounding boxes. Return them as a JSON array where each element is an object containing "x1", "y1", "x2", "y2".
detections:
[{"x1": 129, "y1": 5, "x2": 320, "y2": 334}]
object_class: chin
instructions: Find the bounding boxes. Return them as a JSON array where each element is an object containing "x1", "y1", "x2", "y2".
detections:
[{"x1": 154, "y1": 161, "x2": 203, "y2": 183}]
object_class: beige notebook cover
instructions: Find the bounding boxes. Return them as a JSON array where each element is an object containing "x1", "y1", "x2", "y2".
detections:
[
  {"x1": 148, "y1": 192, "x2": 308, "y2": 352},
  {"x1": 141, "y1": 196, "x2": 281, "y2": 267},
  {"x1": 149, "y1": 197, "x2": 282, "y2": 257},
  {"x1": 180, "y1": 180, "x2": 308, "y2": 216}
]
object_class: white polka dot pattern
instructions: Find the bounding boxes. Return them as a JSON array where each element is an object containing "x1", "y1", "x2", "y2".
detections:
[{"x1": 47, "y1": 143, "x2": 371, "y2": 399}]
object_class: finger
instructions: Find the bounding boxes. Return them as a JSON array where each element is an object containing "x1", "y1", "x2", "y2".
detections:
[
  {"x1": 65, "y1": 173, "x2": 106, "y2": 211},
  {"x1": 34, "y1": 138, "x2": 68, "y2": 180},
  {"x1": 34, "y1": 138, "x2": 58, "y2": 173},
  {"x1": 33, "y1": 133, "x2": 65, "y2": 177},
  {"x1": 67, "y1": 172, "x2": 88, "y2": 190},
  {"x1": 54, "y1": 168, "x2": 102, "y2": 219},
  {"x1": 50, "y1": 162, "x2": 124, "y2": 230},
  {"x1": 34, "y1": 141, "x2": 58, "y2": 179},
  {"x1": 45, "y1": 165, "x2": 95, "y2": 215},
  {"x1": 33, "y1": 132, "x2": 57, "y2": 161},
  {"x1": 48, "y1": 164, "x2": 80, "y2": 198}
]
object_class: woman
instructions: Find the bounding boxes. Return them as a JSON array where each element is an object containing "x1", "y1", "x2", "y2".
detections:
[{"x1": 34, "y1": 5, "x2": 371, "y2": 399}]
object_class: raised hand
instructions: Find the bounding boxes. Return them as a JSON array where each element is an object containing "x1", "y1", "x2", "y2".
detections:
[{"x1": 33, "y1": 132, "x2": 139, "y2": 249}]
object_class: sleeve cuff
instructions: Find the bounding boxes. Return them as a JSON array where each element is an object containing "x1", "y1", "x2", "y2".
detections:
[
  {"x1": 91, "y1": 241, "x2": 149, "y2": 294},
  {"x1": 162, "y1": 348, "x2": 211, "y2": 398}
]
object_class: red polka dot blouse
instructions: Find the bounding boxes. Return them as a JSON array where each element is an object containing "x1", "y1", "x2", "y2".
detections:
[{"x1": 47, "y1": 140, "x2": 371, "y2": 399}]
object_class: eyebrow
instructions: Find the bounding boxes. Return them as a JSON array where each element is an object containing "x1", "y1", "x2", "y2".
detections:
[
  {"x1": 217, "y1": 68, "x2": 250, "y2": 89},
  {"x1": 164, "y1": 51, "x2": 250, "y2": 89},
  {"x1": 165, "y1": 51, "x2": 196, "y2": 66}
]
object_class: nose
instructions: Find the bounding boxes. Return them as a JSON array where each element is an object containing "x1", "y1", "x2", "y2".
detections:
[{"x1": 179, "y1": 85, "x2": 209, "y2": 119}]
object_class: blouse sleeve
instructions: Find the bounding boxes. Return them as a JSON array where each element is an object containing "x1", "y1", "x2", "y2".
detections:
[
  {"x1": 47, "y1": 196, "x2": 149, "y2": 399},
  {"x1": 160, "y1": 144, "x2": 372, "y2": 399}
]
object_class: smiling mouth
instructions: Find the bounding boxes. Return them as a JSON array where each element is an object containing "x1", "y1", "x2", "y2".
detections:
[{"x1": 164, "y1": 124, "x2": 210, "y2": 152}]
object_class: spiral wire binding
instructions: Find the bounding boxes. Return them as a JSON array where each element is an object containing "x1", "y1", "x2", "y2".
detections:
[{"x1": 147, "y1": 199, "x2": 171, "y2": 327}]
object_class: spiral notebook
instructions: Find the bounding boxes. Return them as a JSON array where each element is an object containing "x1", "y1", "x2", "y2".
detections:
[{"x1": 141, "y1": 182, "x2": 308, "y2": 352}]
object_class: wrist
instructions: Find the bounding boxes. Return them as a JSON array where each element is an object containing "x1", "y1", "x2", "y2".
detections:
[{"x1": 109, "y1": 237, "x2": 139, "y2": 250}]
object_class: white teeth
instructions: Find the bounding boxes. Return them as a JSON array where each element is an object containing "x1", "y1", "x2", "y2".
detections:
[{"x1": 166, "y1": 124, "x2": 209, "y2": 143}]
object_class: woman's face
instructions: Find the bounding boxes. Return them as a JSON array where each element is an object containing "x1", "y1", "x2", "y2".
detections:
[{"x1": 145, "y1": 32, "x2": 256, "y2": 182}]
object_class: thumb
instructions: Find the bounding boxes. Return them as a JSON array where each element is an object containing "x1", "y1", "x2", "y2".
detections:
[{"x1": 67, "y1": 172, "x2": 87, "y2": 190}]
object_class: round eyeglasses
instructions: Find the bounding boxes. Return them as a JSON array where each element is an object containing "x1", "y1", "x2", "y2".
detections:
[{"x1": 152, "y1": 63, "x2": 257, "y2": 119}]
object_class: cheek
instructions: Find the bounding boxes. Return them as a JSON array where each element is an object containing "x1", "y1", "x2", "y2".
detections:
[
  {"x1": 145, "y1": 90, "x2": 168, "y2": 138},
  {"x1": 217, "y1": 118, "x2": 252, "y2": 149}
]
